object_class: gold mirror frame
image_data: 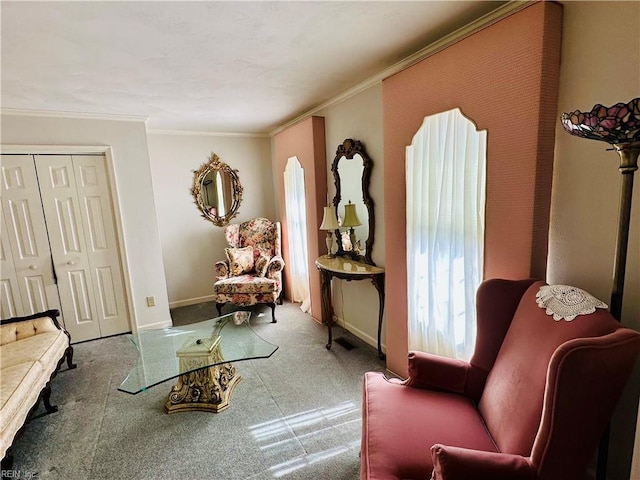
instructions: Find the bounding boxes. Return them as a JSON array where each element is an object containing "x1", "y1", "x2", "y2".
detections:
[{"x1": 192, "y1": 153, "x2": 243, "y2": 227}]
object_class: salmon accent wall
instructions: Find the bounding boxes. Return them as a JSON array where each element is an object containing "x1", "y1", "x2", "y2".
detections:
[
  {"x1": 383, "y1": 2, "x2": 562, "y2": 375},
  {"x1": 274, "y1": 116, "x2": 327, "y2": 323}
]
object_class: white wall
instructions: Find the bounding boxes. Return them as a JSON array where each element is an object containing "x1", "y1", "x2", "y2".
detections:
[
  {"x1": 548, "y1": 2, "x2": 640, "y2": 478},
  {"x1": 146, "y1": 132, "x2": 274, "y2": 306},
  {"x1": 315, "y1": 84, "x2": 386, "y2": 350},
  {"x1": 0, "y1": 113, "x2": 171, "y2": 330}
]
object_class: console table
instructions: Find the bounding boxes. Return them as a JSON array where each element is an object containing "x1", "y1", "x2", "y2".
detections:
[{"x1": 315, "y1": 255, "x2": 385, "y2": 359}]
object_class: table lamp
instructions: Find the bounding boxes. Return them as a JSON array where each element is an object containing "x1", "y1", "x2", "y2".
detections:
[
  {"x1": 319, "y1": 205, "x2": 339, "y2": 256},
  {"x1": 342, "y1": 200, "x2": 362, "y2": 249}
]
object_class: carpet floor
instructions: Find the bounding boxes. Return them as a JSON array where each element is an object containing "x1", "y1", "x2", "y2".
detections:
[{"x1": 10, "y1": 301, "x2": 386, "y2": 479}]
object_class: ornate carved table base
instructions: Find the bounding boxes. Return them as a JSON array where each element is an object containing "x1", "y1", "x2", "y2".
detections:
[{"x1": 165, "y1": 362, "x2": 241, "y2": 414}]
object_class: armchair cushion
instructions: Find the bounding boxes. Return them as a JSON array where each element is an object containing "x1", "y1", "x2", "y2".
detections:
[
  {"x1": 254, "y1": 253, "x2": 270, "y2": 277},
  {"x1": 266, "y1": 256, "x2": 285, "y2": 278},
  {"x1": 361, "y1": 371, "x2": 497, "y2": 480},
  {"x1": 239, "y1": 217, "x2": 278, "y2": 257},
  {"x1": 215, "y1": 260, "x2": 230, "y2": 279},
  {"x1": 214, "y1": 275, "x2": 276, "y2": 295},
  {"x1": 226, "y1": 246, "x2": 255, "y2": 276},
  {"x1": 431, "y1": 444, "x2": 535, "y2": 480}
]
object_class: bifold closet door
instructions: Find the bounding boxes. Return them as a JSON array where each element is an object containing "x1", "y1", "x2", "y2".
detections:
[
  {"x1": 1, "y1": 154, "x2": 62, "y2": 318},
  {"x1": 35, "y1": 155, "x2": 129, "y2": 341}
]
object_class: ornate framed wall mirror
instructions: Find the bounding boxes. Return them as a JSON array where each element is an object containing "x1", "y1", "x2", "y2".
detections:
[
  {"x1": 192, "y1": 153, "x2": 243, "y2": 227},
  {"x1": 331, "y1": 138, "x2": 376, "y2": 265}
]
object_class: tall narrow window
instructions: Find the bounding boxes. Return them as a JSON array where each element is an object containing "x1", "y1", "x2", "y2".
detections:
[
  {"x1": 406, "y1": 108, "x2": 486, "y2": 360},
  {"x1": 284, "y1": 157, "x2": 311, "y2": 313}
]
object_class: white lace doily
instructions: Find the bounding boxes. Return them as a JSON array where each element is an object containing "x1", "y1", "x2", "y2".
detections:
[{"x1": 536, "y1": 285, "x2": 608, "y2": 321}]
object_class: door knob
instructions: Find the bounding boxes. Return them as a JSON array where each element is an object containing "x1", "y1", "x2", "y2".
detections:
[
  {"x1": 67, "y1": 260, "x2": 77, "y2": 266},
  {"x1": 29, "y1": 265, "x2": 38, "y2": 270}
]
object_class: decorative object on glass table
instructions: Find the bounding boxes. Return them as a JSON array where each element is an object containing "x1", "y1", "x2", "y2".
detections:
[{"x1": 233, "y1": 311, "x2": 251, "y2": 325}]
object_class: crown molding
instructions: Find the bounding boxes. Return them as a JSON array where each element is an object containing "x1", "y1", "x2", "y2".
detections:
[
  {"x1": 147, "y1": 129, "x2": 269, "y2": 138},
  {"x1": 0, "y1": 144, "x2": 111, "y2": 155},
  {"x1": 269, "y1": 0, "x2": 532, "y2": 137},
  {"x1": 0, "y1": 108, "x2": 148, "y2": 123}
]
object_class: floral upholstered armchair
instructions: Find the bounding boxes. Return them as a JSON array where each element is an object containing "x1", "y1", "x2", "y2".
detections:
[{"x1": 213, "y1": 218, "x2": 285, "y2": 322}]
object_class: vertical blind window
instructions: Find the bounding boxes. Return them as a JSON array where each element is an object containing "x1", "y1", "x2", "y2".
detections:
[{"x1": 406, "y1": 108, "x2": 487, "y2": 360}]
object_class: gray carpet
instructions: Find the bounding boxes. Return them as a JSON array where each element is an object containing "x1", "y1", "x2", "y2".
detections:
[{"x1": 10, "y1": 302, "x2": 386, "y2": 479}]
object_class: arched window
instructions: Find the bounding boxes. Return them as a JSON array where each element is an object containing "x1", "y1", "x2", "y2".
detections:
[
  {"x1": 284, "y1": 156, "x2": 311, "y2": 312},
  {"x1": 406, "y1": 108, "x2": 486, "y2": 360}
]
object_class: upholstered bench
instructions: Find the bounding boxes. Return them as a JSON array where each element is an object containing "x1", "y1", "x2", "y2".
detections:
[{"x1": 0, "y1": 310, "x2": 76, "y2": 470}]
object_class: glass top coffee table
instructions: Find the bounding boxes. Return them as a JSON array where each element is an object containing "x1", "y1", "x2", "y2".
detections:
[{"x1": 118, "y1": 311, "x2": 277, "y2": 413}]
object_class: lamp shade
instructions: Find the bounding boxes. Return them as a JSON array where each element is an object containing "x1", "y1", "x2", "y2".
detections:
[
  {"x1": 561, "y1": 97, "x2": 640, "y2": 145},
  {"x1": 342, "y1": 201, "x2": 361, "y2": 228},
  {"x1": 319, "y1": 206, "x2": 339, "y2": 230}
]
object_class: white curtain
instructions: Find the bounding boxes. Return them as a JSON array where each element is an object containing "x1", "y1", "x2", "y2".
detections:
[
  {"x1": 406, "y1": 108, "x2": 486, "y2": 360},
  {"x1": 284, "y1": 157, "x2": 311, "y2": 313}
]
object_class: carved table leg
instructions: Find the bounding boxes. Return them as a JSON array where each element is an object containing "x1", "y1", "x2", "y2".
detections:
[
  {"x1": 164, "y1": 362, "x2": 241, "y2": 414},
  {"x1": 319, "y1": 269, "x2": 334, "y2": 350},
  {"x1": 372, "y1": 273, "x2": 386, "y2": 360}
]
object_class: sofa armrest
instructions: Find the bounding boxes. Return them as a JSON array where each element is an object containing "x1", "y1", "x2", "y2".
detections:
[
  {"x1": 266, "y1": 255, "x2": 285, "y2": 278},
  {"x1": 431, "y1": 444, "x2": 535, "y2": 480},
  {"x1": 405, "y1": 351, "x2": 470, "y2": 394},
  {"x1": 215, "y1": 261, "x2": 230, "y2": 279}
]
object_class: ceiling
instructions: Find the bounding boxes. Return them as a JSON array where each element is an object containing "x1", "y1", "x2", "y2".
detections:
[{"x1": 1, "y1": 1, "x2": 506, "y2": 134}]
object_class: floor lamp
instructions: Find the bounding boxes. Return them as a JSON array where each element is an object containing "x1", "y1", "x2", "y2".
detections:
[{"x1": 562, "y1": 97, "x2": 640, "y2": 480}]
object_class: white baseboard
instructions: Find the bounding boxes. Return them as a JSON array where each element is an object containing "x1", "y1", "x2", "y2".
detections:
[
  {"x1": 333, "y1": 315, "x2": 386, "y2": 355},
  {"x1": 136, "y1": 319, "x2": 172, "y2": 331},
  {"x1": 169, "y1": 294, "x2": 216, "y2": 309}
]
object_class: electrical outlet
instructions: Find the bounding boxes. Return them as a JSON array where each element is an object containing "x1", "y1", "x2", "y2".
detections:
[{"x1": 146, "y1": 296, "x2": 156, "y2": 307}]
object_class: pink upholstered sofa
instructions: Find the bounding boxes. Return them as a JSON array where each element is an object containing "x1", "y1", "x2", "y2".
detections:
[{"x1": 361, "y1": 279, "x2": 640, "y2": 480}]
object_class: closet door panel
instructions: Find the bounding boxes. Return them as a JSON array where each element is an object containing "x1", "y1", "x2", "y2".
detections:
[
  {"x1": 1, "y1": 210, "x2": 24, "y2": 318},
  {"x1": 35, "y1": 155, "x2": 101, "y2": 342},
  {"x1": 0, "y1": 154, "x2": 61, "y2": 317},
  {"x1": 73, "y1": 155, "x2": 129, "y2": 336}
]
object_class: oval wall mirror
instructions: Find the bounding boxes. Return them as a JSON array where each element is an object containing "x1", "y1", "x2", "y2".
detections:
[{"x1": 192, "y1": 153, "x2": 243, "y2": 226}]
